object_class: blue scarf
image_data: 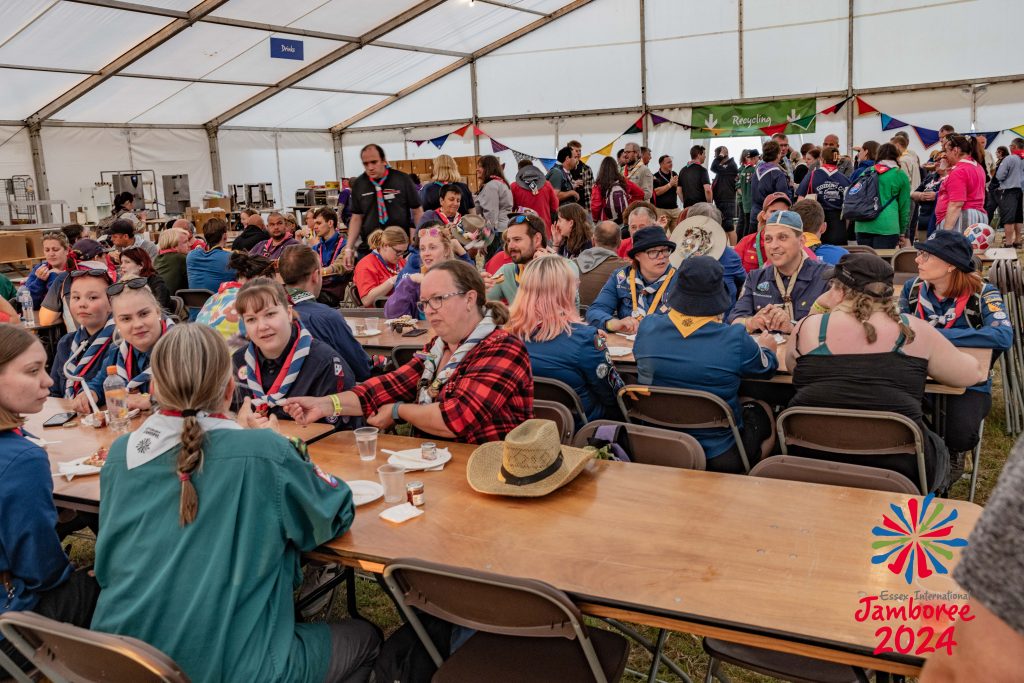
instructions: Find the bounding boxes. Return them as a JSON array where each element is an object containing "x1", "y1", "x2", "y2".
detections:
[
  {"x1": 242, "y1": 321, "x2": 313, "y2": 412},
  {"x1": 64, "y1": 317, "x2": 115, "y2": 398}
]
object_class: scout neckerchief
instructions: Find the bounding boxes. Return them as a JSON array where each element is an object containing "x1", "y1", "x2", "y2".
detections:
[
  {"x1": 754, "y1": 230, "x2": 766, "y2": 268},
  {"x1": 288, "y1": 288, "x2": 316, "y2": 305},
  {"x1": 314, "y1": 232, "x2": 344, "y2": 268},
  {"x1": 772, "y1": 254, "x2": 806, "y2": 321},
  {"x1": 371, "y1": 167, "x2": 391, "y2": 225},
  {"x1": 372, "y1": 250, "x2": 402, "y2": 277},
  {"x1": 116, "y1": 318, "x2": 173, "y2": 391},
  {"x1": 514, "y1": 264, "x2": 525, "y2": 285},
  {"x1": 64, "y1": 317, "x2": 115, "y2": 398},
  {"x1": 417, "y1": 312, "x2": 495, "y2": 404},
  {"x1": 258, "y1": 233, "x2": 292, "y2": 259},
  {"x1": 628, "y1": 266, "x2": 675, "y2": 319},
  {"x1": 668, "y1": 310, "x2": 720, "y2": 338},
  {"x1": 915, "y1": 280, "x2": 970, "y2": 329},
  {"x1": 435, "y1": 210, "x2": 462, "y2": 229},
  {"x1": 125, "y1": 409, "x2": 240, "y2": 470},
  {"x1": 243, "y1": 321, "x2": 313, "y2": 412}
]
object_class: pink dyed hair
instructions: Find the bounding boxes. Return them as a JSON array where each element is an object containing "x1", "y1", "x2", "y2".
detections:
[{"x1": 505, "y1": 255, "x2": 580, "y2": 343}]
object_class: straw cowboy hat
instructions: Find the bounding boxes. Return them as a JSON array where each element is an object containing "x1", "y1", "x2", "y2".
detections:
[
  {"x1": 467, "y1": 420, "x2": 595, "y2": 497},
  {"x1": 669, "y1": 215, "x2": 727, "y2": 268}
]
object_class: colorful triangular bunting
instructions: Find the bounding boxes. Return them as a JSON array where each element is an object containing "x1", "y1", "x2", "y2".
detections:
[
  {"x1": 649, "y1": 113, "x2": 670, "y2": 126},
  {"x1": 881, "y1": 114, "x2": 909, "y2": 131},
  {"x1": 452, "y1": 124, "x2": 470, "y2": 137},
  {"x1": 539, "y1": 158, "x2": 558, "y2": 171},
  {"x1": 624, "y1": 116, "x2": 644, "y2": 135},
  {"x1": 819, "y1": 96, "x2": 851, "y2": 116},
  {"x1": 512, "y1": 150, "x2": 535, "y2": 164},
  {"x1": 1012, "y1": 125, "x2": 1024, "y2": 138},
  {"x1": 976, "y1": 131, "x2": 1000, "y2": 148},
  {"x1": 412, "y1": 140, "x2": 426, "y2": 147},
  {"x1": 856, "y1": 97, "x2": 878, "y2": 115},
  {"x1": 760, "y1": 122, "x2": 789, "y2": 137},
  {"x1": 429, "y1": 134, "x2": 449, "y2": 149},
  {"x1": 472, "y1": 126, "x2": 485, "y2": 137},
  {"x1": 490, "y1": 138, "x2": 509, "y2": 153},
  {"x1": 789, "y1": 114, "x2": 815, "y2": 131},
  {"x1": 913, "y1": 126, "x2": 941, "y2": 148},
  {"x1": 593, "y1": 141, "x2": 615, "y2": 157}
]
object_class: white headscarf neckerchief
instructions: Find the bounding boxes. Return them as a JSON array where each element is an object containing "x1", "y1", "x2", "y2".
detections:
[
  {"x1": 417, "y1": 312, "x2": 496, "y2": 404},
  {"x1": 126, "y1": 410, "x2": 241, "y2": 470}
]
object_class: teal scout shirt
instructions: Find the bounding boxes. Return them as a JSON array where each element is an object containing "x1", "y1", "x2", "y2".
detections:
[{"x1": 91, "y1": 428, "x2": 354, "y2": 683}]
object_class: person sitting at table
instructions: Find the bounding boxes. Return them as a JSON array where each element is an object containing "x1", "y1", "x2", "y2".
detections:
[
  {"x1": 385, "y1": 222, "x2": 458, "y2": 320},
  {"x1": 185, "y1": 218, "x2": 237, "y2": 294},
  {"x1": 310, "y1": 207, "x2": 348, "y2": 306},
  {"x1": 24, "y1": 230, "x2": 77, "y2": 310},
  {"x1": 72, "y1": 280, "x2": 174, "y2": 414},
  {"x1": 586, "y1": 225, "x2": 679, "y2": 333},
  {"x1": 249, "y1": 211, "x2": 299, "y2": 261},
  {"x1": 398, "y1": 217, "x2": 472, "y2": 281},
  {"x1": 673, "y1": 203, "x2": 746, "y2": 308},
  {"x1": 90, "y1": 324, "x2": 380, "y2": 683},
  {"x1": 899, "y1": 231, "x2": 1013, "y2": 483},
  {"x1": 0, "y1": 325, "x2": 100, "y2": 674},
  {"x1": 352, "y1": 227, "x2": 408, "y2": 307},
  {"x1": 117, "y1": 246, "x2": 173, "y2": 314},
  {"x1": 786, "y1": 253, "x2": 987, "y2": 492},
  {"x1": 634, "y1": 256, "x2": 779, "y2": 473},
  {"x1": 734, "y1": 192, "x2": 818, "y2": 273},
  {"x1": 154, "y1": 227, "x2": 190, "y2": 296},
  {"x1": 196, "y1": 251, "x2": 276, "y2": 348},
  {"x1": 232, "y1": 278, "x2": 348, "y2": 423},
  {"x1": 36, "y1": 239, "x2": 111, "y2": 329},
  {"x1": 506, "y1": 255, "x2": 623, "y2": 425},
  {"x1": 616, "y1": 202, "x2": 670, "y2": 258},
  {"x1": 49, "y1": 269, "x2": 115, "y2": 397},
  {"x1": 485, "y1": 213, "x2": 579, "y2": 304},
  {"x1": 791, "y1": 198, "x2": 848, "y2": 265},
  {"x1": 283, "y1": 260, "x2": 532, "y2": 444},
  {"x1": 728, "y1": 211, "x2": 831, "y2": 333},
  {"x1": 278, "y1": 245, "x2": 372, "y2": 383}
]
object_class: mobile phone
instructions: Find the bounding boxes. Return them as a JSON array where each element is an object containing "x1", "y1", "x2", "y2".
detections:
[
  {"x1": 402, "y1": 328, "x2": 428, "y2": 337},
  {"x1": 43, "y1": 412, "x2": 77, "y2": 428}
]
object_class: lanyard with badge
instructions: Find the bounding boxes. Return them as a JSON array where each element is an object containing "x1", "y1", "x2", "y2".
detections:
[{"x1": 629, "y1": 267, "x2": 675, "y2": 319}]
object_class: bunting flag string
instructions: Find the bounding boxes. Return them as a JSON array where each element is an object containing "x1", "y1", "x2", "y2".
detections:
[
  {"x1": 490, "y1": 138, "x2": 509, "y2": 153},
  {"x1": 452, "y1": 124, "x2": 470, "y2": 137},
  {"x1": 856, "y1": 96, "x2": 879, "y2": 115},
  {"x1": 913, "y1": 126, "x2": 942, "y2": 149},
  {"x1": 623, "y1": 116, "x2": 644, "y2": 135},
  {"x1": 881, "y1": 113, "x2": 909, "y2": 131},
  {"x1": 429, "y1": 134, "x2": 449, "y2": 149},
  {"x1": 818, "y1": 96, "x2": 852, "y2": 115},
  {"x1": 538, "y1": 158, "x2": 558, "y2": 171},
  {"x1": 1013, "y1": 125, "x2": 1024, "y2": 138}
]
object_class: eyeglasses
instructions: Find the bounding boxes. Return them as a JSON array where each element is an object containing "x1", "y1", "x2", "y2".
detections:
[
  {"x1": 70, "y1": 268, "x2": 113, "y2": 284},
  {"x1": 643, "y1": 247, "x2": 672, "y2": 259},
  {"x1": 106, "y1": 277, "x2": 149, "y2": 296},
  {"x1": 416, "y1": 291, "x2": 466, "y2": 313},
  {"x1": 916, "y1": 251, "x2": 933, "y2": 262}
]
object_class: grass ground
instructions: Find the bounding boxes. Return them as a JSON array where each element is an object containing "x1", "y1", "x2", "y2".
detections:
[{"x1": 64, "y1": 368, "x2": 1020, "y2": 683}]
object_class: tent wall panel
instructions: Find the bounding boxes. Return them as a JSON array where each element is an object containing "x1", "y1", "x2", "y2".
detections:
[
  {"x1": 218, "y1": 129, "x2": 278, "y2": 198},
  {"x1": 277, "y1": 131, "x2": 336, "y2": 196},
  {"x1": 128, "y1": 128, "x2": 214, "y2": 210},
  {"x1": 0, "y1": 127, "x2": 36, "y2": 185},
  {"x1": 41, "y1": 127, "x2": 131, "y2": 214}
]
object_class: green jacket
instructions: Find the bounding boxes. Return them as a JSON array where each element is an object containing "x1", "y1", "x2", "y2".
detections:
[
  {"x1": 737, "y1": 165, "x2": 756, "y2": 213},
  {"x1": 92, "y1": 428, "x2": 354, "y2": 683},
  {"x1": 486, "y1": 259, "x2": 580, "y2": 304},
  {"x1": 154, "y1": 251, "x2": 189, "y2": 296},
  {"x1": 854, "y1": 163, "x2": 911, "y2": 236}
]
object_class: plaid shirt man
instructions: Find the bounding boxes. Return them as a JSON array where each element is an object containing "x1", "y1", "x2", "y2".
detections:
[
  {"x1": 351, "y1": 329, "x2": 533, "y2": 444},
  {"x1": 571, "y1": 161, "x2": 595, "y2": 208}
]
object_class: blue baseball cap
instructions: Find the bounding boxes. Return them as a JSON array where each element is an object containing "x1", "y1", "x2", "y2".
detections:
[{"x1": 764, "y1": 210, "x2": 803, "y2": 233}]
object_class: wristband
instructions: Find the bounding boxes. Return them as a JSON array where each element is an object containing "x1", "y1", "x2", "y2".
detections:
[
  {"x1": 391, "y1": 401, "x2": 404, "y2": 421},
  {"x1": 329, "y1": 394, "x2": 343, "y2": 417}
]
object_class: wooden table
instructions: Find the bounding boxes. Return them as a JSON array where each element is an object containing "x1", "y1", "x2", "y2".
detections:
[
  {"x1": 304, "y1": 431, "x2": 979, "y2": 677},
  {"x1": 31, "y1": 398, "x2": 333, "y2": 512},
  {"x1": 875, "y1": 247, "x2": 1018, "y2": 262}
]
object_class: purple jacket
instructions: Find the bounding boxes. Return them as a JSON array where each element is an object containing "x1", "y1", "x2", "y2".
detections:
[{"x1": 383, "y1": 275, "x2": 423, "y2": 320}]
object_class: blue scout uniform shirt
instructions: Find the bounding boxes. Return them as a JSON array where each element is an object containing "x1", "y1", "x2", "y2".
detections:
[
  {"x1": 899, "y1": 279, "x2": 1013, "y2": 393},
  {"x1": 49, "y1": 328, "x2": 110, "y2": 397},
  {"x1": 586, "y1": 264, "x2": 679, "y2": 330},
  {"x1": 86, "y1": 344, "x2": 152, "y2": 405},
  {"x1": 185, "y1": 246, "x2": 237, "y2": 293},
  {"x1": 0, "y1": 430, "x2": 73, "y2": 619},
  {"x1": 634, "y1": 315, "x2": 778, "y2": 457},
  {"x1": 24, "y1": 267, "x2": 67, "y2": 310},
  {"x1": 727, "y1": 258, "x2": 831, "y2": 326},
  {"x1": 291, "y1": 293, "x2": 372, "y2": 382},
  {"x1": 808, "y1": 243, "x2": 848, "y2": 265},
  {"x1": 523, "y1": 323, "x2": 623, "y2": 426},
  {"x1": 91, "y1": 429, "x2": 354, "y2": 683},
  {"x1": 719, "y1": 247, "x2": 746, "y2": 316}
]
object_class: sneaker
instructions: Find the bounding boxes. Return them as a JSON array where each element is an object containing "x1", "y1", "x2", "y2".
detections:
[{"x1": 298, "y1": 563, "x2": 343, "y2": 619}]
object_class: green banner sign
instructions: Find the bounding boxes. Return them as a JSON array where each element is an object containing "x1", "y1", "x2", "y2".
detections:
[{"x1": 691, "y1": 98, "x2": 817, "y2": 139}]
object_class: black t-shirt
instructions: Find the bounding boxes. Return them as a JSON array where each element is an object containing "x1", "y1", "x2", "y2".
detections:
[
  {"x1": 651, "y1": 170, "x2": 678, "y2": 210},
  {"x1": 679, "y1": 163, "x2": 711, "y2": 207},
  {"x1": 233, "y1": 225, "x2": 269, "y2": 252},
  {"x1": 350, "y1": 169, "x2": 421, "y2": 230}
]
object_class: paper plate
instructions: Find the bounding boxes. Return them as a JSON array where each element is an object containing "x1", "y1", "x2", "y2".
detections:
[
  {"x1": 387, "y1": 448, "x2": 452, "y2": 471},
  {"x1": 57, "y1": 455, "x2": 103, "y2": 478},
  {"x1": 352, "y1": 329, "x2": 382, "y2": 338},
  {"x1": 348, "y1": 480, "x2": 384, "y2": 506}
]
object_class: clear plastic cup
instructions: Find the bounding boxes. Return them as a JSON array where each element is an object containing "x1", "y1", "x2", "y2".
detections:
[
  {"x1": 354, "y1": 427, "x2": 378, "y2": 461},
  {"x1": 366, "y1": 317, "x2": 380, "y2": 334},
  {"x1": 378, "y1": 464, "x2": 406, "y2": 503}
]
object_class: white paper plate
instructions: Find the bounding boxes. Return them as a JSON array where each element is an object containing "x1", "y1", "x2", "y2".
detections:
[
  {"x1": 387, "y1": 448, "x2": 452, "y2": 471},
  {"x1": 607, "y1": 347, "x2": 632, "y2": 358},
  {"x1": 348, "y1": 479, "x2": 384, "y2": 506},
  {"x1": 57, "y1": 455, "x2": 103, "y2": 479},
  {"x1": 352, "y1": 329, "x2": 382, "y2": 338}
]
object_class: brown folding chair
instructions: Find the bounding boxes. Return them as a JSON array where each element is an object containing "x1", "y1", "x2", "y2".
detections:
[
  {"x1": 0, "y1": 611, "x2": 190, "y2": 683},
  {"x1": 890, "y1": 248, "x2": 919, "y2": 286},
  {"x1": 844, "y1": 244, "x2": 877, "y2": 255},
  {"x1": 382, "y1": 558, "x2": 628, "y2": 683},
  {"x1": 573, "y1": 420, "x2": 705, "y2": 470},
  {"x1": 176, "y1": 288, "x2": 214, "y2": 312},
  {"x1": 534, "y1": 377, "x2": 588, "y2": 427},
  {"x1": 617, "y1": 385, "x2": 752, "y2": 472},
  {"x1": 776, "y1": 406, "x2": 928, "y2": 494},
  {"x1": 749, "y1": 455, "x2": 919, "y2": 494},
  {"x1": 533, "y1": 400, "x2": 574, "y2": 444}
]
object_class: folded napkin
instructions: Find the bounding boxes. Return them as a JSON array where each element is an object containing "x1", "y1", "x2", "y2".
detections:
[
  {"x1": 616, "y1": 333, "x2": 637, "y2": 342},
  {"x1": 379, "y1": 503, "x2": 424, "y2": 524},
  {"x1": 56, "y1": 461, "x2": 101, "y2": 481},
  {"x1": 607, "y1": 347, "x2": 632, "y2": 358}
]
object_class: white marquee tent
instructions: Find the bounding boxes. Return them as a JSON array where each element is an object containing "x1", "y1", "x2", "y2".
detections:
[{"x1": 1, "y1": 0, "x2": 1023, "y2": 215}]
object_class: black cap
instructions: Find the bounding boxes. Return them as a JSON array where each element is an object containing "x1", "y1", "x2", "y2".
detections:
[
  {"x1": 627, "y1": 226, "x2": 676, "y2": 258},
  {"x1": 823, "y1": 253, "x2": 895, "y2": 299},
  {"x1": 914, "y1": 230, "x2": 976, "y2": 273},
  {"x1": 666, "y1": 255, "x2": 732, "y2": 316}
]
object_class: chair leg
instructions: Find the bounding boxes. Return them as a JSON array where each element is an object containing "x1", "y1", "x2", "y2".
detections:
[
  {"x1": 704, "y1": 656, "x2": 731, "y2": 683},
  {"x1": 968, "y1": 423, "x2": 984, "y2": 503},
  {"x1": 0, "y1": 647, "x2": 33, "y2": 683},
  {"x1": 601, "y1": 618, "x2": 693, "y2": 683}
]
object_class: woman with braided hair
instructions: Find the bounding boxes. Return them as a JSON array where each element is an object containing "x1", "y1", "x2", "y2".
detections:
[
  {"x1": 91, "y1": 324, "x2": 379, "y2": 682},
  {"x1": 785, "y1": 253, "x2": 987, "y2": 492}
]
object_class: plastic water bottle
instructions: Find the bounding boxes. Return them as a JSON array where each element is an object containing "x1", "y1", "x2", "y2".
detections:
[
  {"x1": 103, "y1": 366, "x2": 130, "y2": 433},
  {"x1": 17, "y1": 287, "x2": 34, "y2": 326}
]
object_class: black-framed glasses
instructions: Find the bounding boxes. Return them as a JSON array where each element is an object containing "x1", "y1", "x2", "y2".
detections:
[
  {"x1": 643, "y1": 247, "x2": 672, "y2": 259},
  {"x1": 107, "y1": 277, "x2": 149, "y2": 296},
  {"x1": 70, "y1": 268, "x2": 113, "y2": 284},
  {"x1": 416, "y1": 291, "x2": 466, "y2": 313}
]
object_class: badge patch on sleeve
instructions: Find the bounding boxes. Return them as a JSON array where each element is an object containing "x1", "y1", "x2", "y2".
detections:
[{"x1": 312, "y1": 462, "x2": 338, "y2": 488}]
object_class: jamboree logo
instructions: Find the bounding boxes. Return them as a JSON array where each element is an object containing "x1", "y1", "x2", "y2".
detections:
[{"x1": 871, "y1": 493, "x2": 968, "y2": 584}]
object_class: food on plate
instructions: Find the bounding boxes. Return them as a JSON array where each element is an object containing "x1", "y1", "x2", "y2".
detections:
[{"x1": 82, "y1": 447, "x2": 108, "y2": 468}]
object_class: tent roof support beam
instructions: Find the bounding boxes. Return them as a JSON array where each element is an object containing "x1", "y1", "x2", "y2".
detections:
[
  {"x1": 204, "y1": 0, "x2": 449, "y2": 129},
  {"x1": 25, "y1": 0, "x2": 231, "y2": 124},
  {"x1": 331, "y1": 0, "x2": 597, "y2": 132}
]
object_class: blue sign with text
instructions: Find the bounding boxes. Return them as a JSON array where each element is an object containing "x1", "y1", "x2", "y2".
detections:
[{"x1": 270, "y1": 37, "x2": 304, "y2": 61}]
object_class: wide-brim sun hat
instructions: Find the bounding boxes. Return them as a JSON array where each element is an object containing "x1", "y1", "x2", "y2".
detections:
[
  {"x1": 668, "y1": 215, "x2": 727, "y2": 268},
  {"x1": 467, "y1": 419, "x2": 595, "y2": 497}
]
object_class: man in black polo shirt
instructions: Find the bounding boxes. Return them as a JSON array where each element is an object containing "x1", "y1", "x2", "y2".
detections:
[
  {"x1": 651, "y1": 154, "x2": 679, "y2": 222},
  {"x1": 678, "y1": 145, "x2": 712, "y2": 208},
  {"x1": 343, "y1": 143, "x2": 423, "y2": 269}
]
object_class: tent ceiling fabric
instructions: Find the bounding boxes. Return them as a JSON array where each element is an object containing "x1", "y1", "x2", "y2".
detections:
[{"x1": 1, "y1": 0, "x2": 1023, "y2": 130}]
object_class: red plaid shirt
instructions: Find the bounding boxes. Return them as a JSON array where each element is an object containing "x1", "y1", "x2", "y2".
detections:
[{"x1": 352, "y1": 329, "x2": 533, "y2": 444}]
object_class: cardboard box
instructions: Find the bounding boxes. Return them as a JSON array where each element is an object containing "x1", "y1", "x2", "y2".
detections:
[
  {"x1": 0, "y1": 234, "x2": 28, "y2": 262},
  {"x1": 186, "y1": 207, "x2": 228, "y2": 235},
  {"x1": 24, "y1": 231, "x2": 44, "y2": 259},
  {"x1": 203, "y1": 197, "x2": 232, "y2": 212}
]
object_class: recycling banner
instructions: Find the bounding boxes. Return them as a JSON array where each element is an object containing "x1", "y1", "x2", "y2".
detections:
[{"x1": 691, "y1": 98, "x2": 817, "y2": 139}]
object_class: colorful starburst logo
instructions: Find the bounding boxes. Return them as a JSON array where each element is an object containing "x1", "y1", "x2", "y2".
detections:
[{"x1": 871, "y1": 493, "x2": 969, "y2": 584}]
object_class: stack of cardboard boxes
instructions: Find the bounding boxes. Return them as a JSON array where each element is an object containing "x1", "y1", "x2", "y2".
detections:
[{"x1": 389, "y1": 155, "x2": 481, "y2": 193}]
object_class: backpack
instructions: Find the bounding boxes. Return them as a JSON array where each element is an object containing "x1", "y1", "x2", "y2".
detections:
[
  {"x1": 373, "y1": 611, "x2": 453, "y2": 683},
  {"x1": 841, "y1": 166, "x2": 896, "y2": 222},
  {"x1": 586, "y1": 423, "x2": 632, "y2": 462},
  {"x1": 603, "y1": 183, "x2": 630, "y2": 223}
]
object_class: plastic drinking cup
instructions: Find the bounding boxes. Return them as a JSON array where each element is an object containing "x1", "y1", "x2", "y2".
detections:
[
  {"x1": 378, "y1": 464, "x2": 406, "y2": 503},
  {"x1": 354, "y1": 427, "x2": 378, "y2": 461}
]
